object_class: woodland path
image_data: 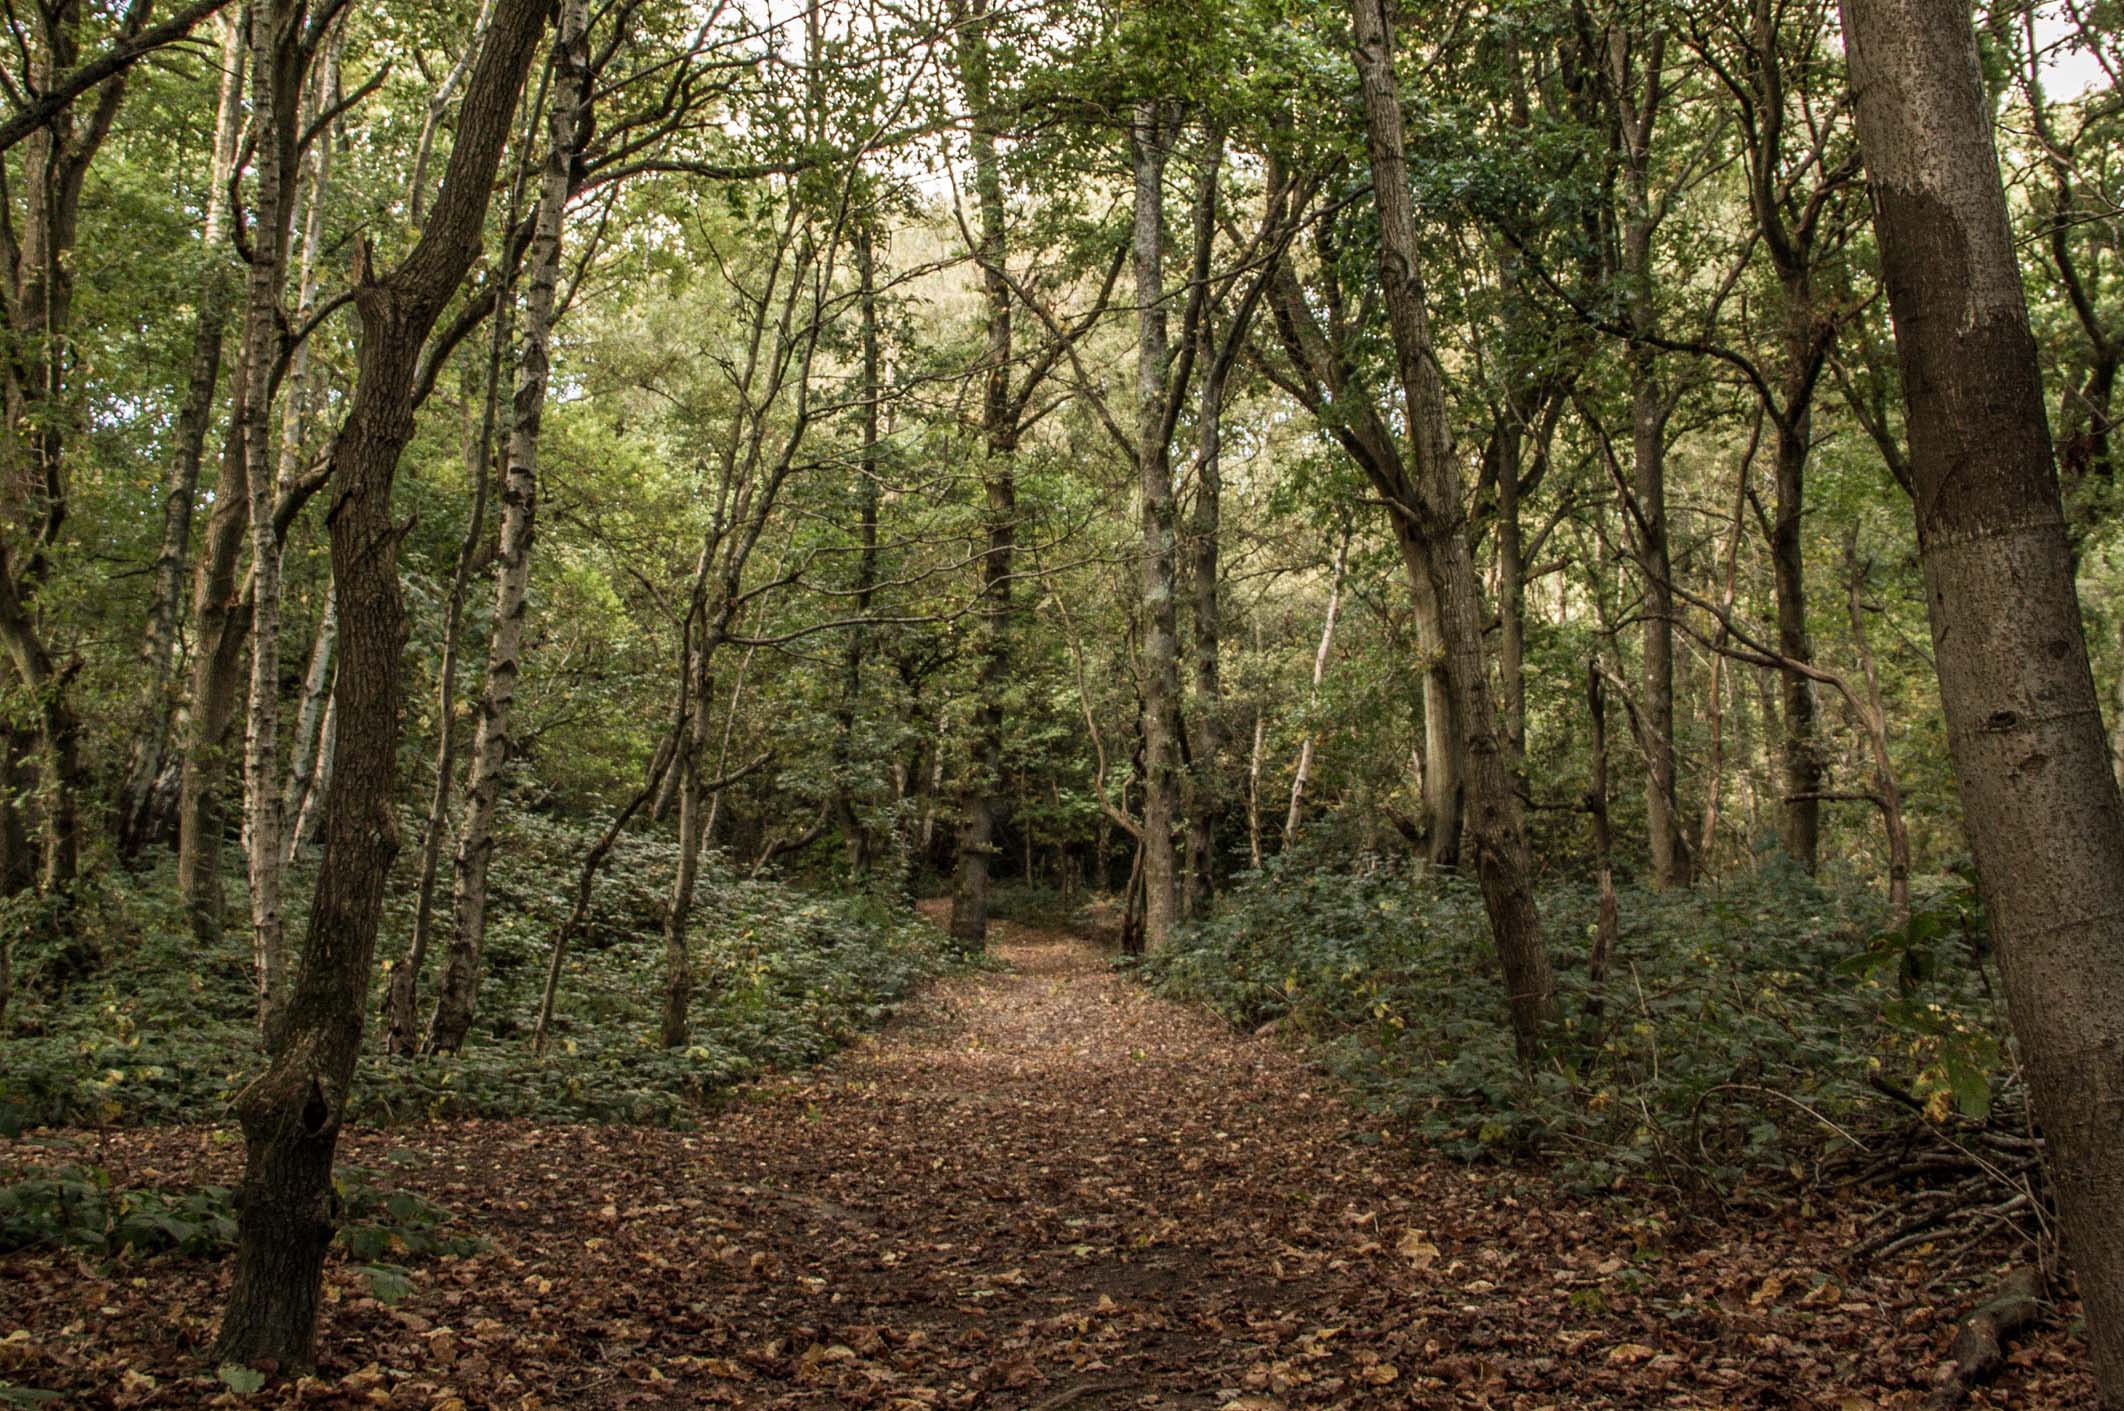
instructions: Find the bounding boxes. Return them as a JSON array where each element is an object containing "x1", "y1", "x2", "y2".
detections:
[{"x1": 0, "y1": 918, "x2": 2093, "y2": 1409}]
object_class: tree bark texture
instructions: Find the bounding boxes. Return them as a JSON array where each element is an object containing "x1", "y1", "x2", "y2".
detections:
[
  {"x1": 1351, "y1": 0, "x2": 1557, "y2": 1057},
  {"x1": 428, "y1": 0, "x2": 589, "y2": 1056},
  {"x1": 237, "y1": 0, "x2": 309, "y2": 1042},
  {"x1": 948, "y1": 0, "x2": 1015, "y2": 952},
  {"x1": 1842, "y1": 2, "x2": 2124, "y2": 1398},
  {"x1": 390, "y1": 118, "x2": 532, "y2": 1056},
  {"x1": 1131, "y1": 99, "x2": 1183, "y2": 953},
  {"x1": 213, "y1": 0, "x2": 544, "y2": 1368}
]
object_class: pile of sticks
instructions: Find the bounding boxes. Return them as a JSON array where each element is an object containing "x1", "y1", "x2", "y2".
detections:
[
  {"x1": 1825, "y1": 1076, "x2": 2058, "y2": 1410},
  {"x1": 1832, "y1": 1074, "x2": 2053, "y2": 1283}
]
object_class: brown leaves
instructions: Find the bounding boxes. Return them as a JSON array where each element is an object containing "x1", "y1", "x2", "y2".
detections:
[{"x1": 0, "y1": 920, "x2": 2100, "y2": 1408}]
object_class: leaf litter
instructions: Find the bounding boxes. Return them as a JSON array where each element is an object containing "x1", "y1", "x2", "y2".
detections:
[{"x1": 0, "y1": 920, "x2": 2095, "y2": 1408}]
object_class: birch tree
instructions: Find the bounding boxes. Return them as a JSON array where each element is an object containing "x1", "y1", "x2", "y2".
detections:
[{"x1": 425, "y1": 0, "x2": 592, "y2": 1056}]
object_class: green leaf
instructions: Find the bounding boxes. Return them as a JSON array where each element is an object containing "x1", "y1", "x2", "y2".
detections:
[
  {"x1": 1949, "y1": 1062, "x2": 1994, "y2": 1121},
  {"x1": 360, "y1": 1264, "x2": 415, "y2": 1305},
  {"x1": 216, "y1": 1364, "x2": 266, "y2": 1395}
]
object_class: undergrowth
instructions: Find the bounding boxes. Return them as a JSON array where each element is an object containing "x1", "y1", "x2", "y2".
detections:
[
  {"x1": 0, "y1": 812, "x2": 948, "y2": 1133},
  {"x1": 1141, "y1": 851, "x2": 2005, "y2": 1192}
]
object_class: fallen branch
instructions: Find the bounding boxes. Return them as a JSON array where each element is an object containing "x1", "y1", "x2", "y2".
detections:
[{"x1": 1929, "y1": 1264, "x2": 2047, "y2": 1411}]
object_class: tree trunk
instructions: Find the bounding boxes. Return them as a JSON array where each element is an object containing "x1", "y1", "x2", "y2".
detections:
[
  {"x1": 660, "y1": 626, "x2": 716, "y2": 1048},
  {"x1": 1608, "y1": 24, "x2": 1690, "y2": 888},
  {"x1": 1770, "y1": 402, "x2": 1823, "y2": 869},
  {"x1": 281, "y1": 585, "x2": 335, "y2": 862},
  {"x1": 830, "y1": 220, "x2": 883, "y2": 875},
  {"x1": 1132, "y1": 99, "x2": 1183, "y2": 952},
  {"x1": 1843, "y1": 3, "x2": 2124, "y2": 1397},
  {"x1": 1585, "y1": 660, "x2": 1619, "y2": 1033},
  {"x1": 272, "y1": 21, "x2": 339, "y2": 500},
  {"x1": 0, "y1": 0, "x2": 129, "y2": 894},
  {"x1": 1632, "y1": 376, "x2": 1690, "y2": 886},
  {"x1": 1842, "y1": 537, "x2": 1909, "y2": 927},
  {"x1": 118, "y1": 12, "x2": 245, "y2": 858},
  {"x1": 291, "y1": 683, "x2": 334, "y2": 852},
  {"x1": 213, "y1": 0, "x2": 544, "y2": 1368},
  {"x1": 948, "y1": 0, "x2": 1015, "y2": 953},
  {"x1": 1178, "y1": 124, "x2": 1229, "y2": 918},
  {"x1": 427, "y1": 0, "x2": 588, "y2": 1056},
  {"x1": 1183, "y1": 348, "x2": 1225, "y2": 909},
  {"x1": 1352, "y1": 0, "x2": 1556, "y2": 1058},
  {"x1": 1493, "y1": 413, "x2": 1529, "y2": 763},
  {"x1": 237, "y1": 0, "x2": 308, "y2": 1042},
  {"x1": 1246, "y1": 698, "x2": 1266, "y2": 869},
  {"x1": 177, "y1": 373, "x2": 254, "y2": 935},
  {"x1": 1410, "y1": 553, "x2": 1463, "y2": 866},
  {"x1": 0, "y1": 548, "x2": 86, "y2": 894},
  {"x1": 386, "y1": 124, "x2": 531, "y2": 1055},
  {"x1": 385, "y1": 346, "x2": 503, "y2": 1054},
  {"x1": 1699, "y1": 427, "x2": 1758, "y2": 868},
  {"x1": 1284, "y1": 528, "x2": 1348, "y2": 843}
]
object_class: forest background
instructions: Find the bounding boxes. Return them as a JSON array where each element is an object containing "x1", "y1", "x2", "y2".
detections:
[{"x1": 1, "y1": 0, "x2": 2123, "y2": 1400}]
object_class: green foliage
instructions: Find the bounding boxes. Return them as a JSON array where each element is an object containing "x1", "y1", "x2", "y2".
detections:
[
  {"x1": 1144, "y1": 855, "x2": 2008, "y2": 1190},
  {"x1": 0, "y1": 1158, "x2": 479, "y2": 1264},
  {"x1": 0, "y1": 1162, "x2": 234, "y2": 1257},
  {"x1": 0, "y1": 818, "x2": 949, "y2": 1133},
  {"x1": 984, "y1": 881, "x2": 1085, "y2": 929},
  {"x1": 215, "y1": 1365, "x2": 266, "y2": 1396}
]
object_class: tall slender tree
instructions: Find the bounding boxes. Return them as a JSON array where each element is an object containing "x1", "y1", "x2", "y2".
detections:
[
  {"x1": 1842, "y1": 0, "x2": 2124, "y2": 1398},
  {"x1": 946, "y1": 0, "x2": 1017, "y2": 951},
  {"x1": 426, "y1": 0, "x2": 592, "y2": 1056},
  {"x1": 214, "y1": 0, "x2": 546, "y2": 1365},
  {"x1": 1350, "y1": 0, "x2": 1556, "y2": 1056}
]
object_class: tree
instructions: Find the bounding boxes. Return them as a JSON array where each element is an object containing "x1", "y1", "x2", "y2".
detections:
[
  {"x1": 213, "y1": 0, "x2": 546, "y2": 1365},
  {"x1": 1349, "y1": 0, "x2": 1557, "y2": 1057},
  {"x1": 945, "y1": 0, "x2": 1018, "y2": 952},
  {"x1": 1842, "y1": 0, "x2": 2124, "y2": 1398},
  {"x1": 115, "y1": 11, "x2": 244, "y2": 857},
  {"x1": 1130, "y1": 98, "x2": 1185, "y2": 952},
  {"x1": 425, "y1": 0, "x2": 592, "y2": 1056}
]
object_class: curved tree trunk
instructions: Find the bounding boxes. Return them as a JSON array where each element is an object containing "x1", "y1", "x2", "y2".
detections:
[
  {"x1": 1352, "y1": 0, "x2": 1556, "y2": 1058},
  {"x1": 213, "y1": 0, "x2": 544, "y2": 1368}
]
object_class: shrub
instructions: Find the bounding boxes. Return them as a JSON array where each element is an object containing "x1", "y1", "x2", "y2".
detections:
[
  {"x1": 1142, "y1": 853, "x2": 2006, "y2": 1191},
  {"x1": 0, "y1": 819, "x2": 950, "y2": 1133},
  {"x1": 0, "y1": 1157, "x2": 479, "y2": 1264}
]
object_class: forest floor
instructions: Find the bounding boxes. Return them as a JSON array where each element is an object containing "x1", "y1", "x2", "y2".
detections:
[{"x1": 0, "y1": 915, "x2": 2096, "y2": 1410}]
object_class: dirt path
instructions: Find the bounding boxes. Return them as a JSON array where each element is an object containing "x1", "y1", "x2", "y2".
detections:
[{"x1": 0, "y1": 921, "x2": 2094, "y2": 1408}]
